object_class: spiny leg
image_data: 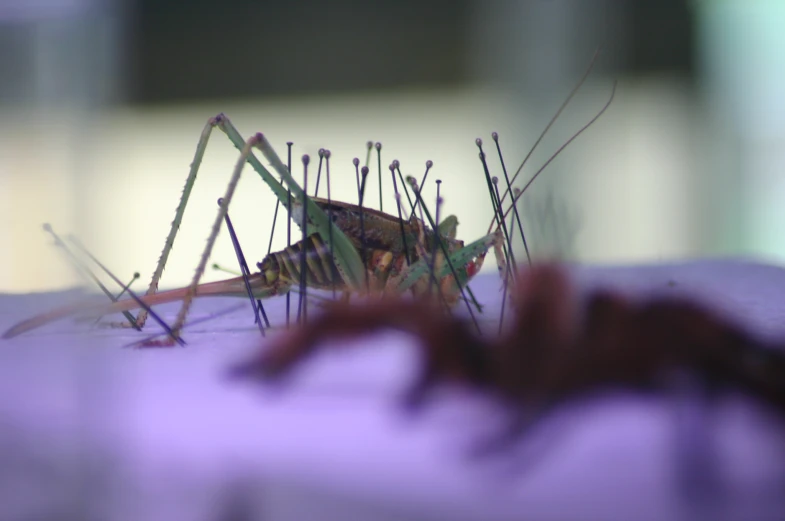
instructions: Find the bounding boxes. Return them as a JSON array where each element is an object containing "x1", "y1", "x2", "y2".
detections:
[
  {"x1": 144, "y1": 134, "x2": 267, "y2": 346},
  {"x1": 133, "y1": 118, "x2": 219, "y2": 329},
  {"x1": 147, "y1": 125, "x2": 369, "y2": 345},
  {"x1": 130, "y1": 114, "x2": 298, "y2": 331}
]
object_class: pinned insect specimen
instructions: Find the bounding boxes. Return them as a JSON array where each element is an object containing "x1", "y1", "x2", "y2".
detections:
[
  {"x1": 229, "y1": 262, "x2": 785, "y2": 442},
  {"x1": 2, "y1": 51, "x2": 613, "y2": 345}
]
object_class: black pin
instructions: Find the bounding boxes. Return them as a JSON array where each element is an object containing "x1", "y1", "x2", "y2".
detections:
[
  {"x1": 375, "y1": 142, "x2": 383, "y2": 212},
  {"x1": 286, "y1": 142, "x2": 293, "y2": 328},
  {"x1": 91, "y1": 271, "x2": 140, "y2": 327},
  {"x1": 411, "y1": 160, "x2": 433, "y2": 216},
  {"x1": 408, "y1": 182, "x2": 449, "y2": 311},
  {"x1": 324, "y1": 150, "x2": 338, "y2": 298},
  {"x1": 491, "y1": 176, "x2": 517, "y2": 277},
  {"x1": 358, "y1": 165, "x2": 371, "y2": 292},
  {"x1": 67, "y1": 235, "x2": 183, "y2": 345},
  {"x1": 297, "y1": 155, "x2": 310, "y2": 324},
  {"x1": 492, "y1": 132, "x2": 531, "y2": 265},
  {"x1": 217, "y1": 198, "x2": 268, "y2": 336},
  {"x1": 393, "y1": 160, "x2": 415, "y2": 210},
  {"x1": 476, "y1": 139, "x2": 517, "y2": 276},
  {"x1": 43, "y1": 223, "x2": 141, "y2": 331},
  {"x1": 428, "y1": 187, "x2": 443, "y2": 298},
  {"x1": 490, "y1": 180, "x2": 515, "y2": 335},
  {"x1": 389, "y1": 163, "x2": 411, "y2": 266},
  {"x1": 405, "y1": 175, "x2": 484, "y2": 316},
  {"x1": 409, "y1": 179, "x2": 481, "y2": 334},
  {"x1": 353, "y1": 157, "x2": 361, "y2": 196},
  {"x1": 314, "y1": 148, "x2": 325, "y2": 198}
]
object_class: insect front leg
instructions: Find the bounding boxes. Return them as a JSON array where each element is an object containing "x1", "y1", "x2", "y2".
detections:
[{"x1": 389, "y1": 229, "x2": 505, "y2": 302}]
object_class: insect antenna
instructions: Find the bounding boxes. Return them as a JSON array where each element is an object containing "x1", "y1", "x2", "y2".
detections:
[
  {"x1": 495, "y1": 48, "x2": 602, "y2": 214},
  {"x1": 409, "y1": 178, "x2": 481, "y2": 334},
  {"x1": 324, "y1": 149, "x2": 338, "y2": 299},
  {"x1": 492, "y1": 132, "x2": 531, "y2": 265},
  {"x1": 389, "y1": 163, "x2": 411, "y2": 266},
  {"x1": 66, "y1": 235, "x2": 184, "y2": 345},
  {"x1": 216, "y1": 198, "x2": 268, "y2": 336},
  {"x1": 43, "y1": 223, "x2": 142, "y2": 331},
  {"x1": 500, "y1": 81, "x2": 617, "y2": 227},
  {"x1": 357, "y1": 163, "x2": 371, "y2": 292},
  {"x1": 297, "y1": 155, "x2": 310, "y2": 324},
  {"x1": 477, "y1": 139, "x2": 518, "y2": 277},
  {"x1": 313, "y1": 148, "x2": 325, "y2": 198},
  {"x1": 285, "y1": 142, "x2": 293, "y2": 328},
  {"x1": 375, "y1": 142, "x2": 383, "y2": 211}
]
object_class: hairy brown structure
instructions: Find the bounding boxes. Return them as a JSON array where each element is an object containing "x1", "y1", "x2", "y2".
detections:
[{"x1": 229, "y1": 264, "x2": 785, "y2": 421}]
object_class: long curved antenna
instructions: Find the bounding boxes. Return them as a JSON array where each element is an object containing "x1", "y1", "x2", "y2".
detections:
[
  {"x1": 496, "y1": 80, "x2": 617, "y2": 228},
  {"x1": 494, "y1": 48, "x2": 601, "y2": 211}
]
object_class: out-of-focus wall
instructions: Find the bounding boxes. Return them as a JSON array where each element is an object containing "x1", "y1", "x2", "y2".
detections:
[{"x1": 1, "y1": 0, "x2": 784, "y2": 293}]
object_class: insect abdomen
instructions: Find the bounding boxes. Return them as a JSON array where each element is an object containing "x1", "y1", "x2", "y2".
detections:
[{"x1": 273, "y1": 234, "x2": 343, "y2": 290}]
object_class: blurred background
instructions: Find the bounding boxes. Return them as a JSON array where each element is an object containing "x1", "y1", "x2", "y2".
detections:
[{"x1": 1, "y1": 0, "x2": 784, "y2": 293}]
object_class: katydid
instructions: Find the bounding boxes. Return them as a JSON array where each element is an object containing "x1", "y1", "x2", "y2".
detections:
[
  {"x1": 2, "y1": 51, "x2": 614, "y2": 343},
  {"x1": 1, "y1": 119, "x2": 507, "y2": 342}
]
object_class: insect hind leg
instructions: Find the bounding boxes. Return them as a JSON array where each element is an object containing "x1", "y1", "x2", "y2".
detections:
[{"x1": 123, "y1": 116, "x2": 223, "y2": 331}]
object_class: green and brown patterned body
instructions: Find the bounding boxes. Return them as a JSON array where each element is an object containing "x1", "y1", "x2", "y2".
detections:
[{"x1": 258, "y1": 197, "x2": 494, "y2": 303}]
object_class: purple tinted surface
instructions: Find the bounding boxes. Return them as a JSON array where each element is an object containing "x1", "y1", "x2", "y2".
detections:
[{"x1": 0, "y1": 259, "x2": 784, "y2": 521}]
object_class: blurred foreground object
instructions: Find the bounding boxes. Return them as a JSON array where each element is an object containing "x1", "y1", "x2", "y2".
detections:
[{"x1": 1, "y1": 260, "x2": 784, "y2": 520}]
